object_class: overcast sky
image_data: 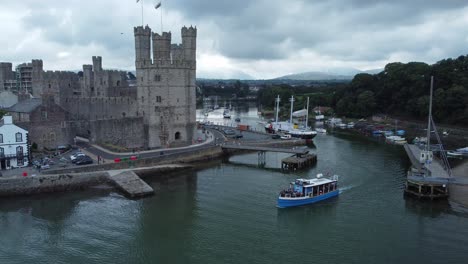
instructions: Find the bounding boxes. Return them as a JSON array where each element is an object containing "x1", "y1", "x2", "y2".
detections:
[{"x1": 1, "y1": 0, "x2": 468, "y2": 79}]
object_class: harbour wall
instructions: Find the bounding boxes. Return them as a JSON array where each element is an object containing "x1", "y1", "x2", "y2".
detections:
[
  {"x1": 44, "y1": 145, "x2": 223, "y2": 175},
  {"x1": 0, "y1": 140, "x2": 308, "y2": 197},
  {"x1": 0, "y1": 172, "x2": 109, "y2": 197}
]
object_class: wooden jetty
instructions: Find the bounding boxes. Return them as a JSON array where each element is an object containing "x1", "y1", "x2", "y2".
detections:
[
  {"x1": 404, "y1": 144, "x2": 450, "y2": 199},
  {"x1": 109, "y1": 171, "x2": 154, "y2": 198},
  {"x1": 222, "y1": 143, "x2": 316, "y2": 170},
  {"x1": 221, "y1": 144, "x2": 309, "y2": 155},
  {"x1": 281, "y1": 154, "x2": 317, "y2": 171}
]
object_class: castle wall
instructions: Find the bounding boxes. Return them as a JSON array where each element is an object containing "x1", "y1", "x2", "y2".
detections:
[
  {"x1": 64, "y1": 96, "x2": 138, "y2": 121},
  {"x1": 88, "y1": 117, "x2": 145, "y2": 149}
]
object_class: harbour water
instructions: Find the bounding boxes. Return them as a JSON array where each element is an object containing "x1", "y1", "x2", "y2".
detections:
[{"x1": 1, "y1": 107, "x2": 468, "y2": 263}]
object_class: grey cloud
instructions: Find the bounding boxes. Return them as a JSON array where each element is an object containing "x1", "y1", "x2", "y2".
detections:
[{"x1": 167, "y1": 0, "x2": 468, "y2": 61}]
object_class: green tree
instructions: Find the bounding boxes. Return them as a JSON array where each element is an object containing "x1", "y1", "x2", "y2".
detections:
[{"x1": 356, "y1": 90, "x2": 376, "y2": 117}]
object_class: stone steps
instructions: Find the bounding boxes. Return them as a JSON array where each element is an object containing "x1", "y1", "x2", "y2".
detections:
[{"x1": 109, "y1": 171, "x2": 154, "y2": 198}]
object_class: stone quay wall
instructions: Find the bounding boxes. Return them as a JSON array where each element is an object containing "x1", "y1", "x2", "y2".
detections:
[
  {"x1": 0, "y1": 172, "x2": 109, "y2": 197},
  {"x1": 44, "y1": 145, "x2": 223, "y2": 175}
]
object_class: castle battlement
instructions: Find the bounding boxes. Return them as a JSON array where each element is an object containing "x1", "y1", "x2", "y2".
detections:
[
  {"x1": 152, "y1": 31, "x2": 171, "y2": 40},
  {"x1": 43, "y1": 70, "x2": 77, "y2": 76},
  {"x1": 134, "y1": 25, "x2": 197, "y2": 68},
  {"x1": 181, "y1": 26, "x2": 197, "y2": 37},
  {"x1": 134, "y1": 25, "x2": 151, "y2": 35}
]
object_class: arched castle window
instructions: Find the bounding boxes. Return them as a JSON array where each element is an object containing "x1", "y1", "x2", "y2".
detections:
[
  {"x1": 156, "y1": 96, "x2": 162, "y2": 103},
  {"x1": 175, "y1": 132, "x2": 181, "y2": 140},
  {"x1": 141, "y1": 96, "x2": 144, "y2": 103},
  {"x1": 116, "y1": 81, "x2": 120, "y2": 86},
  {"x1": 122, "y1": 112, "x2": 126, "y2": 117},
  {"x1": 48, "y1": 84, "x2": 51, "y2": 88},
  {"x1": 0, "y1": 134, "x2": 3, "y2": 143},
  {"x1": 154, "y1": 75, "x2": 161, "y2": 82}
]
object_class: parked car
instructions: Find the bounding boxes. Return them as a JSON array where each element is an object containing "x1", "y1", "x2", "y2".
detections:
[
  {"x1": 75, "y1": 156, "x2": 93, "y2": 165},
  {"x1": 223, "y1": 129, "x2": 236, "y2": 135},
  {"x1": 70, "y1": 152, "x2": 85, "y2": 163},
  {"x1": 232, "y1": 134, "x2": 243, "y2": 139},
  {"x1": 41, "y1": 164, "x2": 50, "y2": 170},
  {"x1": 271, "y1": 134, "x2": 280, "y2": 139}
]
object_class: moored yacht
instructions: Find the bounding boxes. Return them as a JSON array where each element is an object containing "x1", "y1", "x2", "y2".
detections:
[{"x1": 264, "y1": 95, "x2": 317, "y2": 140}]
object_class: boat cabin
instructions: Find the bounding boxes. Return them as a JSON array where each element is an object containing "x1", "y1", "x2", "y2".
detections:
[{"x1": 280, "y1": 177, "x2": 338, "y2": 198}]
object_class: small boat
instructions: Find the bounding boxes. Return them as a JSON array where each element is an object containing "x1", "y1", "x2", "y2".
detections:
[
  {"x1": 383, "y1": 130, "x2": 394, "y2": 136},
  {"x1": 386, "y1": 135, "x2": 407, "y2": 145},
  {"x1": 288, "y1": 129, "x2": 317, "y2": 139},
  {"x1": 277, "y1": 174, "x2": 339, "y2": 208},
  {"x1": 347, "y1": 122, "x2": 355, "y2": 128},
  {"x1": 280, "y1": 134, "x2": 292, "y2": 140},
  {"x1": 315, "y1": 128, "x2": 327, "y2": 134},
  {"x1": 235, "y1": 117, "x2": 241, "y2": 122},
  {"x1": 223, "y1": 110, "x2": 231, "y2": 119},
  {"x1": 456, "y1": 147, "x2": 468, "y2": 154},
  {"x1": 447, "y1": 151, "x2": 463, "y2": 158}
]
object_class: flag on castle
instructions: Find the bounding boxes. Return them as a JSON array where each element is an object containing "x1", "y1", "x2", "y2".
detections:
[
  {"x1": 136, "y1": 0, "x2": 140, "y2": 2},
  {"x1": 155, "y1": 2, "x2": 161, "y2": 9}
]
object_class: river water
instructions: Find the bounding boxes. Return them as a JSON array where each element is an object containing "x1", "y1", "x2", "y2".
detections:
[{"x1": 1, "y1": 106, "x2": 468, "y2": 263}]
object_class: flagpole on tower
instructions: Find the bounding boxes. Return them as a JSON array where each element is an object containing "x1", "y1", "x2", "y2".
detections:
[
  {"x1": 136, "y1": 0, "x2": 144, "y2": 26},
  {"x1": 155, "y1": 1, "x2": 162, "y2": 33},
  {"x1": 161, "y1": 0, "x2": 163, "y2": 34},
  {"x1": 141, "y1": 0, "x2": 144, "y2": 26}
]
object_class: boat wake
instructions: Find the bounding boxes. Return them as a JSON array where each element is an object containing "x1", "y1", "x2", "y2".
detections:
[{"x1": 339, "y1": 184, "x2": 356, "y2": 193}]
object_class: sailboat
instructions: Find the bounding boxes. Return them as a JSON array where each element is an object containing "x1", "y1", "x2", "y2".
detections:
[
  {"x1": 264, "y1": 95, "x2": 317, "y2": 140},
  {"x1": 404, "y1": 76, "x2": 452, "y2": 199}
]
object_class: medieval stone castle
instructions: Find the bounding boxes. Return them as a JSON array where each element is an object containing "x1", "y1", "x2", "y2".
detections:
[{"x1": 0, "y1": 25, "x2": 197, "y2": 150}]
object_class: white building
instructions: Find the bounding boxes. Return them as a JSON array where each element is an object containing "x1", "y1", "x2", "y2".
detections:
[{"x1": 0, "y1": 115, "x2": 29, "y2": 169}]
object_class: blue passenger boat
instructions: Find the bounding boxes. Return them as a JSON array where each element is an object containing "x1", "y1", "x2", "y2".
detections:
[{"x1": 277, "y1": 174, "x2": 339, "y2": 208}]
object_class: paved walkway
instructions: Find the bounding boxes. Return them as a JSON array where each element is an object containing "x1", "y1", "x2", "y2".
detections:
[{"x1": 76, "y1": 130, "x2": 218, "y2": 160}]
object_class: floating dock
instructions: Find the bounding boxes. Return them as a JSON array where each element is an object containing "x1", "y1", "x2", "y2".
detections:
[
  {"x1": 281, "y1": 154, "x2": 317, "y2": 171},
  {"x1": 109, "y1": 171, "x2": 154, "y2": 198},
  {"x1": 403, "y1": 144, "x2": 450, "y2": 199}
]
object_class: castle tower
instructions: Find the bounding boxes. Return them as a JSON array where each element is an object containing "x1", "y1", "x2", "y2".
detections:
[
  {"x1": 31, "y1": 59, "x2": 44, "y2": 96},
  {"x1": 82, "y1": 64, "x2": 93, "y2": 97},
  {"x1": 182, "y1": 26, "x2": 197, "y2": 62},
  {"x1": 134, "y1": 26, "x2": 152, "y2": 68},
  {"x1": 134, "y1": 25, "x2": 197, "y2": 149},
  {"x1": 0, "y1": 62, "x2": 13, "y2": 91},
  {"x1": 92, "y1": 56, "x2": 102, "y2": 72},
  {"x1": 152, "y1": 32, "x2": 171, "y2": 61}
]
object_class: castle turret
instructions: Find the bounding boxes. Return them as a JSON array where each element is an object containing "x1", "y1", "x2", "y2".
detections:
[
  {"x1": 92, "y1": 56, "x2": 102, "y2": 72},
  {"x1": 31, "y1": 59, "x2": 44, "y2": 96},
  {"x1": 152, "y1": 32, "x2": 171, "y2": 61},
  {"x1": 82, "y1": 64, "x2": 93, "y2": 96},
  {"x1": 182, "y1": 26, "x2": 197, "y2": 62},
  {"x1": 0, "y1": 62, "x2": 13, "y2": 91},
  {"x1": 134, "y1": 26, "x2": 152, "y2": 68}
]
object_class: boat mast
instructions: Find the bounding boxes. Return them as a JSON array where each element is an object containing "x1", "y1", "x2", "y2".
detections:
[
  {"x1": 289, "y1": 95, "x2": 295, "y2": 124},
  {"x1": 426, "y1": 76, "x2": 433, "y2": 152},
  {"x1": 275, "y1": 95, "x2": 280, "y2": 123},
  {"x1": 305, "y1": 97, "x2": 310, "y2": 129}
]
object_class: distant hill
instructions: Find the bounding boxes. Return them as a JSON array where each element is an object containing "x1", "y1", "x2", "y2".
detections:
[
  {"x1": 274, "y1": 68, "x2": 383, "y2": 81},
  {"x1": 274, "y1": 71, "x2": 353, "y2": 81}
]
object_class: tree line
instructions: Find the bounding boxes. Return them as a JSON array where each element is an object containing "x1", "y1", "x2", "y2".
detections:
[{"x1": 256, "y1": 55, "x2": 468, "y2": 126}]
